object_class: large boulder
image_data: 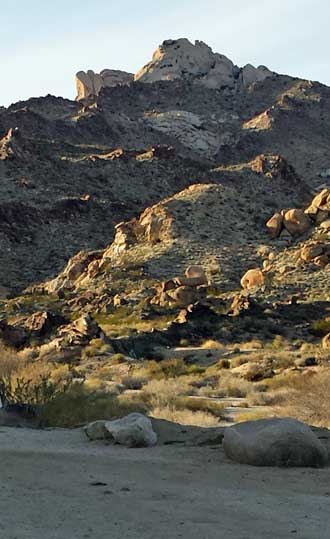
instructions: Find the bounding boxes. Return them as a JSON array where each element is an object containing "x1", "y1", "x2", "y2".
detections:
[
  {"x1": 240, "y1": 269, "x2": 265, "y2": 290},
  {"x1": 105, "y1": 413, "x2": 157, "y2": 447},
  {"x1": 283, "y1": 209, "x2": 312, "y2": 237},
  {"x1": 223, "y1": 418, "x2": 328, "y2": 467},
  {"x1": 266, "y1": 212, "x2": 283, "y2": 239}
]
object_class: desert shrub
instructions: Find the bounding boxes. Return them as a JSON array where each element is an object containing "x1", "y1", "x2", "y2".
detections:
[
  {"x1": 269, "y1": 335, "x2": 288, "y2": 350},
  {"x1": 109, "y1": 353, "x2": 126, "y2": 365},
  {"x1": 275, "y1": 369, "x2": 330, "y2": 427},
  {"x1": 120, "y1": 375, "x2": 146, "y2": 390},
  {"x1": 82, "y1": 338, "x2": 113, "y2": 359},
  {"x1": 0, "y1": 374, "x2": 71, "y2": 407},
  {"x1": 201, "y1": 339, "x2": 224, "y2": 349},
  {"x1": 41, "y1": 385, "x2": 147, "y2": 428},
  {"x1": 230, "y1": 356, "x2": 249, "y2": 368},
  {"x1": 217, "y1": 359, "x2": 230, "y2": 369},
  {"x1": 0, "y1": 344, "x2": 23, "y2": 378},
  {"x1": 310, "y1": 318, "x2": 330, "y2": 337},
  {"x1": 176, "y1": 396, "x2": 225, "y2": 418},
  {"x1": 142, "y1": 377, "x2": 190, "y2": 409},
  {"x1": 140, "y1": 358, "x2": 189, "y2": 379},
  {"x1": 216, "y1": 372, "x2": 254, "y2": 397},
  {"x1": 238, "y1": 340, "x2": 263, "y2": 350}
]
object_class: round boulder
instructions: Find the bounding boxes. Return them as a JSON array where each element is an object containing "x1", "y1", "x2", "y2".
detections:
[
  {"x1": 105, "y1": 413, "x2": 157, "y2": 447},
  {"x1": 223, "y1": 418, "x2": 328, "y2": 467},
  {"x1": 240, "y1": 269, "x2": 265, "y2": 290},
  {"x1": 283, "y1": 209, "x2": 312, "y2": 237}
]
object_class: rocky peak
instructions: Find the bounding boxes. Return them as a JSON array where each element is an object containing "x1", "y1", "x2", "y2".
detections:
[
  {"x1": 135, "y1": 38, "x2": 273, "y2": 89},
  {"x1": 76, "y1": 38, "x2": 273, "y2": 99}
]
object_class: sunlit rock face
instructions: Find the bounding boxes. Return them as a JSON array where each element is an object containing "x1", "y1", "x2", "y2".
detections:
[
  {"x1": 134, "y1": 38, "x2": 273, "y2": 89},
  {"x1": 76, "y1": 69, "x2": 133, "y2": 100},
  {"x1": 76, "y1": 38, "x2": 273, "y2": 99}
]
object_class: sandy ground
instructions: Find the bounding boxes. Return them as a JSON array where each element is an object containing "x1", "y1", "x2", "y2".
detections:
[{"x1": 0, "y1": 426, "x2": 329, "y2": 539}]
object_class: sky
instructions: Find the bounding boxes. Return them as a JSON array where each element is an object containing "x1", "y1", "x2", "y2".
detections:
[{"x1": 1, "y1": 0, "x2": 330, "y2": 107}]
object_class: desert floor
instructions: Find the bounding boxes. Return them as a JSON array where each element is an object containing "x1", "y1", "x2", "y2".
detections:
[{"x1": 0, "y1": 427, "x2": 329, "y2": 539}]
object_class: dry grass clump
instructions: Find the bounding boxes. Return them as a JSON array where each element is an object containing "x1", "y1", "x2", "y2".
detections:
[
  {"x1": 238, "y1": 340, "x2": 263, "y2": 350},
  {"x1": 136, "y1": 358, "x2": 196, "y2": 380},
  {"x1": 201, "y1": 339, "x2": 225, "y2": 349},
  {"x1": 142, "y1": 377, "x2": 190, "y2": 409},
  {"x1": 150, "y1": 406, "x2": 220, "y2": 427},
  {"x1": 275, "y1": 369, "x2": 330, "y2": 427}
]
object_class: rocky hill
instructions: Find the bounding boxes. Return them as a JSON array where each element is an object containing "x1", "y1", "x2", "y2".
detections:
[{"x1": 0, "y1": 37, "x2": 329, "y2": 303}]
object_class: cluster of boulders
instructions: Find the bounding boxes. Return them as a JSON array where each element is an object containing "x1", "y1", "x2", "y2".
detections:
[
  {"x1": 84, "y1": 413, "x2": 328, "y2": 468},
  {"x1": 151, "y1": 265, "x2": 208, "y2": 308},
  {"x1": 36, "y1": 314, "x2": 104, "y2": 362},
  {"x1": 84, "y1": 413, "x2": 157, "y2": 447},
  {"x1": 299, "y1": 241, "x2": 330, "y2": 267},
  {"x1": 267, "y1": 188, "x2": 330, "y2": 239}
]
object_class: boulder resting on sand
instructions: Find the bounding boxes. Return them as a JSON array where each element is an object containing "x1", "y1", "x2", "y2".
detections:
[
  {"x1": 105, "y1": 413, "x2": 157, "y2": 447},
  {"x1": 223, "y1": 418, "x2": 328, "y2": 467}
]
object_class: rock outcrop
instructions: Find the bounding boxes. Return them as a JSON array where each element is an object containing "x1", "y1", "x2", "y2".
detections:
[
  {"x1": 135, "y1": 39, "x2": 272, "y2": 89},
  {"x1": 143, "y1": 110, "x2": 219, "y2": 156},
  {"x1": 223, "y1": 418, "x2": 328, "y2": 467},
  {"x1": 76, "y1": 69, "x2": 133, "y2": 100}
]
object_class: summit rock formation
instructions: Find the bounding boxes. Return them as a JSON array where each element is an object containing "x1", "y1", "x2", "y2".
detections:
[
  {"x1": 135, "y1": 38, "x2": 272, "y2": 88},
  {"x1": 76, "y1": 38, "x2": 273, "y2": 99}
]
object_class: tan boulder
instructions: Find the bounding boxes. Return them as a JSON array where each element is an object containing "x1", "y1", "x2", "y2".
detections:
[
  {"x1": 319, "y1": 219, "x2": 330, "y2": 231},
  {"x1": 300, "y1": 243, "x2": 324, "y2": 263},
  {"x1": 282, "y1": 209, "x2": 312, "y2": 237},
  {"x1": 322, "y1": 333, "x2": 330, "y2": 350},
  {"x1": 240, "y1": 269, "x2": 265, "y2": 290},
  {"x1": 266, "y1": 212, "x2": 283, "y2": 239},
  {"x1": 310, "y1": 189, "x2": 330, "y2": 210}
]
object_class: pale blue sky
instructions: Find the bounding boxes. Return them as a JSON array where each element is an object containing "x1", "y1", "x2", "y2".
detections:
[{"x1": 1, "y1": 0, "x2": 329, "y2": 106}]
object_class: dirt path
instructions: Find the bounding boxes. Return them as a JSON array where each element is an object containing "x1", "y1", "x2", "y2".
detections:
[{"x1": 0, "y1": 427, "x2": 329, "y2": 538}]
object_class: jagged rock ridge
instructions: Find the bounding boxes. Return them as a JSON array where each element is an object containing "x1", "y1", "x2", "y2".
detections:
[{"x1": 76, "y1": 38, "x2": 273, "y2": 99}]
